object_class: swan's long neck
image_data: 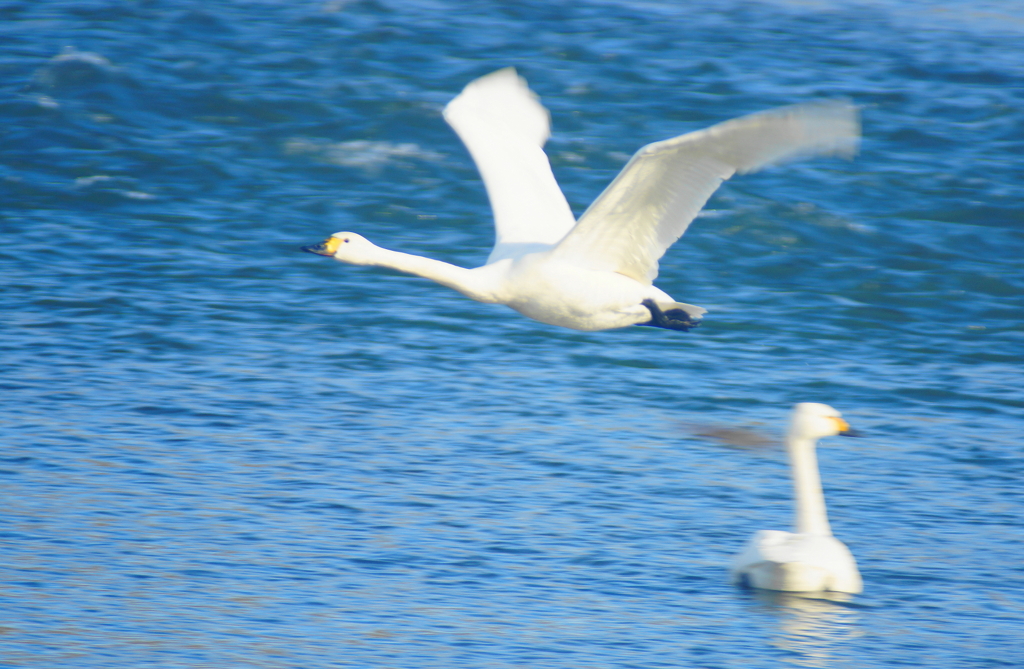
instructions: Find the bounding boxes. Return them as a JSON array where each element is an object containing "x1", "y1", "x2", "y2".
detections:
[
  {"x1": 360, "y1": 246, "x2": 503, "y2": 303},
  {"x1": 787, "y1": 435, "x2": 833, "y2": 536}
]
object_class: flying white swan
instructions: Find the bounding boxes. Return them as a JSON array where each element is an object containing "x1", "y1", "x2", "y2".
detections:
[
  {"x1": 303, "y1": 68, "x2": 859, "y2": 332},
  {"x1": 731, "y1": 402, "x2": 863, "y2": 594}
]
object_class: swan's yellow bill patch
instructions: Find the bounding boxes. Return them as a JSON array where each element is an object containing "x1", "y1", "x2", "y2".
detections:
[
  {"x1": 323, "y1": 236, "x2": 342, "y2": 254},
  {"x1": 302, "y1": 236, "x2": 341, "y2": 256},
  {"x1": 830, "y1": 417, "x2": 851, "y2": 433}
]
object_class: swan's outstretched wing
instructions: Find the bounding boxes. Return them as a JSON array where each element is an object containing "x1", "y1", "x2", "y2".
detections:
[
  {"x1": 443, "y1": 68, "x2": 577, "y2": 264},
  {"x1": 553, "y1": 101, "x2": 860, "y2": 283}
]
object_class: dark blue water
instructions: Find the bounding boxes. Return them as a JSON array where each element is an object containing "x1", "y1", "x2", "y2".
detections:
[{"x1": 2, "y1": 1, "x2": 1023, "y2": 667}]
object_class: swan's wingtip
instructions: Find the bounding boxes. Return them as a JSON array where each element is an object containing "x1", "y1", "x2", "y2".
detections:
[
  {"x1": 442, "y1": 66, "x2": 551, "y2": 150},
  {"x1": 445, "y1": 66, "x2": 527, "y2": 107}
]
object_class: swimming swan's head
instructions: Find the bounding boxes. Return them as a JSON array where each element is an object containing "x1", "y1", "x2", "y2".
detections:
[
  {"x1": 788, "y1": 402, "x2": 859, "y2": 442},
  {"x1": 301, "y1": 232, "x2": 377, "y2": 264}
]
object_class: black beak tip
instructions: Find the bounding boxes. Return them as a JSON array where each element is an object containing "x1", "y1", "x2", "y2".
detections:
[{"x1": 841, "y1": 428, "x2": 864, "y2": 438}]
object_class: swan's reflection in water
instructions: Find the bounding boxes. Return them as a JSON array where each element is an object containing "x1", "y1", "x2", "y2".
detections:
[{"x1": 744, "y1": 589, "x2": 863, "y2": 667}]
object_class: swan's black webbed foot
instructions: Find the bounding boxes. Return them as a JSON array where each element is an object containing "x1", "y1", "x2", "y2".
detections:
[{"x1": 638, "y1": 299, "x2": 701, "y2": 332}]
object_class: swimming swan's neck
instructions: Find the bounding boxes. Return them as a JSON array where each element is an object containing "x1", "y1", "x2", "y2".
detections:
[
  {"x1": 787, "y1": 436, "x2": 833, "y2": 536},
  {"x1": 357, "y1": 245, "x2": 502, "y2": 303}
]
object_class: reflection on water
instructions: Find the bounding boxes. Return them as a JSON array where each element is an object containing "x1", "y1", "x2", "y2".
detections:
[{"x1": 743, "y1": 589, "x2": 862, "y2": 668}]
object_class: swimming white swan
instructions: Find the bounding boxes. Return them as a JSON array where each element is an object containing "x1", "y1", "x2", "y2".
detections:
[
  {"x1": 303, "y1": 68, "x2": 859, "y2": 331},
  {"x1": 731, "y1": 402, "x2": 863, "y2": 594}
]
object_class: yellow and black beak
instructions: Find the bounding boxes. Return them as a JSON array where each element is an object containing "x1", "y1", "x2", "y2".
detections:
[
  {"x1": 831, "y1": 417, "x2": 862, "y2": 437},
  {"x1": 301, "y1": 236, "x2": 341, "y2": 257}
]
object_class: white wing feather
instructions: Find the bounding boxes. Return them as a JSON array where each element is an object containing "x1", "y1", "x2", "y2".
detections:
[
  {"x1": 442, "y1": 68, "x2": 577, "y2": 264},
  {"x1": 553, "y1": 101, "x2": 860, "y2": 283}
]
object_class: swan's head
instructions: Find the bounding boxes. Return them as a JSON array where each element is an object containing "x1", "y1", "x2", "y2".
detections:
[
  {"x1": 301, "y1": 232, "x2": 378, "y2": 264},
  {"x1": 788, "y1": 402, "x2": 858, "y2": 441}
]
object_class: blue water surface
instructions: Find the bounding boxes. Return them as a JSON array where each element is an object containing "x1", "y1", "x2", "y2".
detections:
[{"x1": 2, "y1": 1, "x2": 1023, "y2": 667}]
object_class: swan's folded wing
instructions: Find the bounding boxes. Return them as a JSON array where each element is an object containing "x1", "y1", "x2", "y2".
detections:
[
  {"x1": 553, "y1": 100, "x2": 860, "y2": 283},
  {"x1": 443, "y1": 68, "x2": 577, "y2": 264}
]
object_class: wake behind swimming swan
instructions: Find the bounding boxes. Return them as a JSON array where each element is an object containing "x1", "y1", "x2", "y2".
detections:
[{"x1": 303, "y1": 68, "x2": 859, "y2": 332}]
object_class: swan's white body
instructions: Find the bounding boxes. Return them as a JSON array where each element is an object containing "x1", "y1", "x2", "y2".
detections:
[
  {"x1": 731, "y1": 403, "x2": 863, "y2": 594},
  {"x1": 305, "y1": 68, "x2": 859, "y2": 331}
]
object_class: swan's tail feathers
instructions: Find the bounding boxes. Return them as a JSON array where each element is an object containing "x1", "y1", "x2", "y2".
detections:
[
  {"x1": 664, "y1": 301, "x2": 707, "y2": 319},
  {"x1": 638, "y1": 299, "x2": 706, "y2": 331}
]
